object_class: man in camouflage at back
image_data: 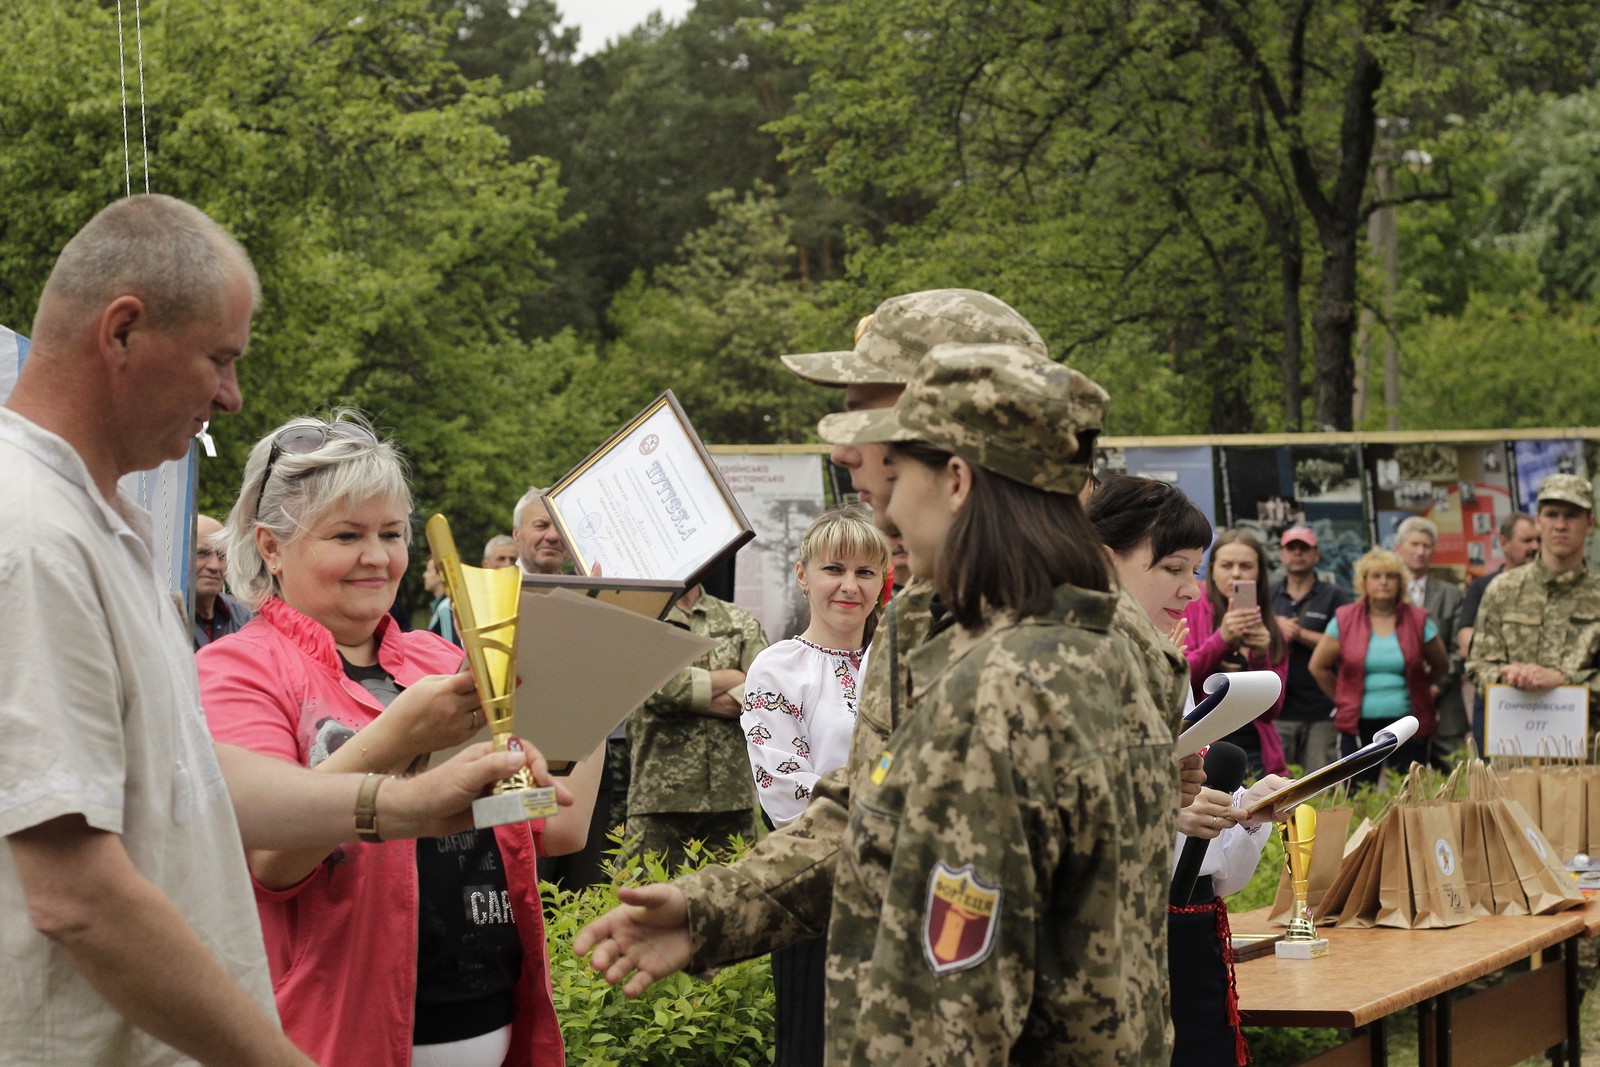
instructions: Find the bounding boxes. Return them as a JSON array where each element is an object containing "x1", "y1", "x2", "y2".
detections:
[
  {"x1": 818, "y1": 342, "x2": 1176, "y2": 1063},
  {"x1": 1467, "y1": 473, "x2": 1600, "y2": 728},
  {"x1": 625, "y1": 584, "x2": 769, "y2": 867}
]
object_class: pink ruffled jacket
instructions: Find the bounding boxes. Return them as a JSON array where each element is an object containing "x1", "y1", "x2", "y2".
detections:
[{"x1": 197, "y1": 597, "x2": 564, "y2": 1067}]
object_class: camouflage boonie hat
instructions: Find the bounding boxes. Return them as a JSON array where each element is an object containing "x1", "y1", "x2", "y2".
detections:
[
  {"x1": 1537, "y1": 473, "x2": 1595, "y2": 512},
  {"x1": 817, "y1": 342, "x2": 1109, "y2": 494},
  {"x1": 780, "y1": 289, "x2": 1046, "y2": 386}
]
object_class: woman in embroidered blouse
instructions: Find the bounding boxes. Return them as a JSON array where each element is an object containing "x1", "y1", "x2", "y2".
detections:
[
  {"x1": 196, "y1": 411, "x2": 600, "y2": 1067},
  {"x1": 1308, "y1": 547, "x2": 1448, "y2": 782},
  {"x1": 1091, "y1": 474, "x2": 1287, "y2": 1067},
  {"x1": 740, "y1": 505, "x2": 890, "y2": 1065}
]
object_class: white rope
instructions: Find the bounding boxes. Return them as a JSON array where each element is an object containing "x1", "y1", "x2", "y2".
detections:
[
  {"x1": 133, "y1": 0, "x2": 149, "y2": 192},
  {"x1": 114, "y1": 0, "x2": 131, "y2": 196}
]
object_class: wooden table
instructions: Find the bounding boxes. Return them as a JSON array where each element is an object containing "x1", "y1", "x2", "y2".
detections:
[{"x1": 1231, "y1": 901, "x2": 1600, "y2": 1066}]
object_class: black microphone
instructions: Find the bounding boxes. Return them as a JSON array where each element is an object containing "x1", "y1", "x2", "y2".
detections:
[{"x1": 1169, "y1": 741, "x2": 1248, "y2": 908}]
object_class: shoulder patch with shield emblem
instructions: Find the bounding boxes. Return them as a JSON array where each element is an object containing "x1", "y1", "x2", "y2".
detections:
[{"x1": 923, "y1": 861, "x2": 1001, "y2": 975}]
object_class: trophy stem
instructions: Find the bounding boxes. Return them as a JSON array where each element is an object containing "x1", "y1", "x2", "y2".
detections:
[{"x1": 1276, "y1": 806, "x2": 1330, "y2": 959}]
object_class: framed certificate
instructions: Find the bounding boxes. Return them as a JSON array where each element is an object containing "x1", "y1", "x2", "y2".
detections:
[
  {"x1": 1483, "y1": 684, "x2": 1589, "y2": 758},
  {"x1": 544, "y1": 391, "x2": 754, "y2": 592}
]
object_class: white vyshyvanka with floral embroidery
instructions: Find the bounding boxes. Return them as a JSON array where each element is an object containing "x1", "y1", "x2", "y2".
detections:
[{"x1": 739, "y1": 636, "x2": 864, "y2": 826}]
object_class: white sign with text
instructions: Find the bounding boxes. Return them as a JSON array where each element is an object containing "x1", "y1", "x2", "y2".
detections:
[{"x1": 1484, "y1": 684, "x2": 1589, "y2": 758}]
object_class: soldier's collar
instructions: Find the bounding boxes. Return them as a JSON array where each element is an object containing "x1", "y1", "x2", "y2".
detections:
[
  {"x1": 1543, "y1": 564, "x2": 1588, "y2": 592},
  {"x1": 926, "y1": 595, "x2": 957, "y2": 640}
]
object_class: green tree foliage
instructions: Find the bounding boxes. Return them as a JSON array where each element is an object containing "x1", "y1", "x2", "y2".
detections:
[
  {"x1": 444, "y1": 0, "x2": 881, "y2": 338},
  {"x1": 1395, "y1": 289, "x2": 1600, "y2": 431},
  {"x1": 1487, "y1": 87, "x2": 1600, "y2": 304},
  {"x1": 0, "y1": 0, "x2": 575, "y2": 552},
  {"x1": 602, "y1": 186, "x2": 845, "y2": 444},
  {"x1": 770, "y1": 0, "x2": 1600, "y2": 431},
  {"x1": 1376, "y1": 94, "x2": 1600, "y2": 430}
]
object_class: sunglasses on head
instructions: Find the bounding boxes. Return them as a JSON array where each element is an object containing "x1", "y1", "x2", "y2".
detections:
[{"x1": 253, "y1": 422, "x2": 378, "y2": 517}]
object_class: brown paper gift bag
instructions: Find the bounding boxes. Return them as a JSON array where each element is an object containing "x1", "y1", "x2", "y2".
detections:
[
  {"x1": 1316, "y1": 817, "x2": 1374, "y2": 923},
  {"x1": 1500, "y1": 765, "x2": 1542, "y2": 825},
  {"x1": 1585, "y1": 768, "x2": 1600, "y2": 856},
  {"x1": 1487, "y1": 797, "x2": 1585, "y2": 915},
  {"x1": 1375, "y1": 807, "x2": 1417, "y2": 929},
  {"x1": 1268, "y1": 805, "x2": 1354, "y2": 925},
  {"x1": 1334, "y1": 825, "x2": 1383, "y2": 928},
  {"x1": 1480, "y1": 796, "x2": 1530, "y2": 915},
  {"x1": 1451, "y1": 799, "x2": 1495, "y2": 917},
  {"x1": 1403, "y1": 803, "x2": 1476, "y2": 928},
  {"x1": 1538, "y1": 766, "x2": 1586, "y2": 863}
]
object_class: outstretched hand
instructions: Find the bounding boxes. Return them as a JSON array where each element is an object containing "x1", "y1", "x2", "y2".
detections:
[{"x1": 573, "y1": 883, "x2": 693, "y2": 997}]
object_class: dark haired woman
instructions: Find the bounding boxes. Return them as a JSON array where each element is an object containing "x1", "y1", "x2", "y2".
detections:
[
  {"x1": 1182, "y1": 529, "x2": 1290, "y2": 777},
  {"x1": 809, "y1": 343, "x2": 1178, "y2": 1063},
  {"x1": 1091, "y1": 476, "x2": 1287, "y2": 1067}
]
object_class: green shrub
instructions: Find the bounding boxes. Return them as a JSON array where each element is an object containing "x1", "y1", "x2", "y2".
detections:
[{"x1": 543, "y1": 835, "x2": 775, "y2": 1067}]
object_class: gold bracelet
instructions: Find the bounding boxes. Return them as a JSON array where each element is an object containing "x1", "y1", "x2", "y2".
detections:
[{"x1": 354, "y1": 772, "x2": 384, "y2": 843}]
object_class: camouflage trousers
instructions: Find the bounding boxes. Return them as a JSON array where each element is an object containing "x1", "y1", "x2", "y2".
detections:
[{"x1": 621, "y1": 809, "x2": 756, "y2": 872}]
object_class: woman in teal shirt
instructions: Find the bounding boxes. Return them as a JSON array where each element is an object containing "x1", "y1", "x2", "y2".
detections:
[{"x1": 1309, "y1": 548, "x2": 1450, "y2": 780}]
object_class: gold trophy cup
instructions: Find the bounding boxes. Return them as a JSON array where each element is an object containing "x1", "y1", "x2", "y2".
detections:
[
  {"x1": 425, "y1": 515, "x2": 557, "y2": 828},
  {"x1": 1275, "y1": 804, "x2": 1330, "y2": 958}
]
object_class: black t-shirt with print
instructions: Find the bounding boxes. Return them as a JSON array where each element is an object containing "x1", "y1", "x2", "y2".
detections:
[{"x1": 341, "y1": 659, "x2": 523, "y2": 1045}]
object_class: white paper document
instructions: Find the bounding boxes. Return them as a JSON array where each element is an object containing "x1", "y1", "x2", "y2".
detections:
[{"x1": 1175, "y1": 670, "x2": 1284, "y2": 757}]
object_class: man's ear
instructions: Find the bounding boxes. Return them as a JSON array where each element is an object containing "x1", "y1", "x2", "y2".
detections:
[{"x1": 97, "y1": 295, "x2": 148, "y2": 372}]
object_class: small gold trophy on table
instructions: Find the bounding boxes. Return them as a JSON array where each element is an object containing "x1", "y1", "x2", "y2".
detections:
[
  {"x1": 425, "y1": 515, "x2": 558, "y2": 828},
  {"x1": 1275, "y1": 804, "x2": 1330, "y2": 959}
]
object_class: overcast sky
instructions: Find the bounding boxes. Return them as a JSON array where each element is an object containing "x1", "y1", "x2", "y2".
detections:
[{"x1": 561, "y1": 0, "x2": 695, "y2": 57}]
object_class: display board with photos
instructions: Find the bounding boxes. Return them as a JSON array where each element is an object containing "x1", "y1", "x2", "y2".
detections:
[{"x1": 708, "y1": 432, "x2": 1600, "y2": 604}]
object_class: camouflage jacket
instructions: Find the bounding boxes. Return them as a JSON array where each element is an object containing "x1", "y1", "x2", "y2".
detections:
[
  {"x1": 678, "y1": 578, "x2": 937, "y2": 965},
  {"x1": 826, "y1": 582, "x2": 1177, "y2": 1065},
  {"x1": 1466, "y1": 559, "x2": 1600, "y2": 709},
  {"x1": 677, "y1": 580, "x2": 1187, "y2": 971},
  {"x1": 627, "y1": 593, "x2": 768, "y2": 815}
]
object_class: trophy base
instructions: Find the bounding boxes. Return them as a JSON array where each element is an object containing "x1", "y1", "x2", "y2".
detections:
[
  {"x1": 1275, "y1": 938, "x2": 1330, "y2": 960},
  {"x1": 473, "y1": 786, "x2": 559, "y2": 828}
]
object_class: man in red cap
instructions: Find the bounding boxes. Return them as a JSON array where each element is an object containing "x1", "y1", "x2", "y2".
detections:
[{"x1": 1270, "y1": 525, "x2": 1350, "y2": 770}]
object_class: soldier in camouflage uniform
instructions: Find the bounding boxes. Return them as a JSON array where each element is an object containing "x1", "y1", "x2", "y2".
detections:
[
  {"x1": 574, "y1": 297, "x2": 1183, "y2": 1055},
  {"x1": 624, "y1": 584, "x2": 770, "y2": 868},
  {"x1": 814, "y1": 341, "x2": 1176, "y2": 1064},
  {"x1": 1467, "y1": 473, "x2": 1600, "y2": 728}
]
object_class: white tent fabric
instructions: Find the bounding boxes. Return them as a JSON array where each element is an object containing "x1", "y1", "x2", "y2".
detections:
[
  {"x1": 2, "y1": 321, "x2": 194, "y2": 597},
  {"x1": 0, "y1": 323, "x2": 24, "y2": 402}
]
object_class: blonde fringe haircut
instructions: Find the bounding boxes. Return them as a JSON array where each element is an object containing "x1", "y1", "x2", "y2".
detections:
[
  {"x1": 797, "y1": 504, "x2": 893, "y2": 651},
  {"x1": 220, "y1": 409, "x2": 412, "y2": 610},
  {"x1": 1353, "y1": 547, "x2": 1411, "y2": 605}
]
